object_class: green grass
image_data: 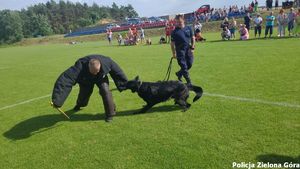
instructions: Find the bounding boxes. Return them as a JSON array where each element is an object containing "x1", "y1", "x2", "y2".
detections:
[{"x1": 0, "y1": 33, "x2": 299, "y2": 169}]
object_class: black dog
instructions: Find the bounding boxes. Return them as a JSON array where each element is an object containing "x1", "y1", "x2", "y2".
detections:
[{"x1": 125, "y1": 76, "x2": 203, "y2": 113}]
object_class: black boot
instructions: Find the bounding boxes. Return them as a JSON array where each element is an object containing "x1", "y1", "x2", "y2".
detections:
[{"x1": 183, "y1": 74, "x2": 192, "y2": 86}]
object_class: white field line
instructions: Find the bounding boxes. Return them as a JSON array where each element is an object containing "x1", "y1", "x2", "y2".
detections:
[
  {"x1": 0, "y1": 67, "x2": 10, "y2": 70},
  {"x1": 0, "y1": 94, "x2": 51, "y2": 111},
  {"x1": 0, "y1": 86, "x2": 79, "y2": 111},
  {"x1": 0, "y1": 91, "x2": 299, "y2": 112},
  {"x1": 204, "y1": 93, "x2": 300, "y2": 109}
]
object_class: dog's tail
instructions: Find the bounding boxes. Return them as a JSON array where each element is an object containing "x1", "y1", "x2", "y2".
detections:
[{"x1": 188, "y1": 85, "x2": 203, "y2": 102}]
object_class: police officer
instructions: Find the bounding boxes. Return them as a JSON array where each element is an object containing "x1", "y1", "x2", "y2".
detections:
[
  {"x1": 51, "y1": 55, "x2": 128, "y2": 122},
  {"x1": 171, "y1": 14, "x2": 196, "y2": 85}
]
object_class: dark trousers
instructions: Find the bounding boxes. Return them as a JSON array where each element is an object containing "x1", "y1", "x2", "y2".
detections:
[
  {"x1": 265, "y1": 25, "x2": 273, "y2": 36},
  {"x1": 288, "y1": 21, "x2": 294, "y2": 32},
  {"x1": 176, "y1": 49, "x2": 194, "y2": 83},
  {"x1": 76, "y1": 76, "x2": 116, "y2": 118},
  {"x1": 255, "y1": 25, "x2": 262, "y2": 36},
  {"x1": 245, "y1": 24, "x2": 250, "y2": 31}
]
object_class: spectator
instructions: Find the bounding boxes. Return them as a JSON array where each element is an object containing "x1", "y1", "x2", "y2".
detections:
[
  {"x1": 244, "y1": 12, "x2": 252, "y2": 31},
  {"x1": 251, "y1": 1, "x2": 255, "y2": 8},
  {"x1": 254, "y1": 13, "x2": 263, "y2": 38},
  {"x1": 266, "y1": 0, "x2": 273, "y2": 10},
  {"x1": 295, "y1": 9, "x2": 300, "y2": 36},
  {"x1": 221, "y1": 27, "x2": 231, "y2": 40},
  {"x1": 277, "y1": 9, "x2": 288, "y2": 37},
  {"x1": 140, "y1": 28, "x2": 145, "y2": 43},
  {"x1": 159, "y1": 36, "x2": 167, "y2": 44},
  {"x1": 117, "y1": 33, "x2": 122, "y2": 46},
  {"x1": 106, "y1": 29, "x2": 112, "y2": 45},
  {"x1": 239, "y1": 24, "x2": 249, "y2": 40},
  {"x1": 265, "y1": 11, "x2": 275, "y2": 38},
  {"x1": 254, "y1": 0, "x2": 259, "y2": 12},
  {"x1": 165, "y1": 23, "x2": 171, "y2": 43},
  {"x1": 287, "y1": 8, "x2": 297, "y2": 36},
  {"x1": 132, "y1": 26, "x2": 138, "y2": 44},
  {"x1": 229, "y1": 17, "x2": 237, "y2": 39},
  {"x1": 128, "y1": 28, "x2": 133, "y2": 40},
  {"x1": 275, "y1": 0, "x2": 279, "y2": 9},
  {"x1": 193, "y1": 20, "x2": 206, "y2": 42},
  {"x1": 221, "y1": 17, "x2": 230, "y2": 29},
  {"x1": 146, "y1": 38, "x2": 152, "y2": 45}
]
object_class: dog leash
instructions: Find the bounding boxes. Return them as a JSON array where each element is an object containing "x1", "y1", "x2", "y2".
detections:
[{"x1": 163, "y1": 57, "x2": 173, "y2": 81}]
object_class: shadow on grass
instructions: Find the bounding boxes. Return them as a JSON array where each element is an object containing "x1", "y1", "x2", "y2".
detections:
[
  {"x1": 3, "y1": 105, "x2": 181, "y2": 140},
  {"x1": 257, "y1": 154, "x2": 300, "y2": 168}
]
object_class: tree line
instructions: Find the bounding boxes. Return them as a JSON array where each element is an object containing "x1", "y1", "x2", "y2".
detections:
[{"x1": 0, "y1": 0, "x2": 138, "y2": 44}]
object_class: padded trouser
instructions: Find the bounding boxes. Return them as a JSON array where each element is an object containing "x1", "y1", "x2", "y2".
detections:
[
  {"x1": 96, "y1": 77, "x2": 116, "y2": 118},
  {"x1": 76, "y1": 77, "x2": 116, "y2": 118},
  {"x1": 76, "y1": 84, "x2": 94, "y2": 107}
]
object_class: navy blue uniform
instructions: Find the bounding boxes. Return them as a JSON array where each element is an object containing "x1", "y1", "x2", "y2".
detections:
[{"x1": 171, "y1": 26, "x2": 194, "y2": 84}]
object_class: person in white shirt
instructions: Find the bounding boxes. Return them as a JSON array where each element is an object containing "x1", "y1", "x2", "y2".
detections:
[
  {"x1": 221, "y1": 26, "x2": 231, "y2": 40},
  {"x1": 254, "y1": 13, "x2": 263, "y2": 38},
  {"x1": 117, "y1": 33, "x2": 122, "y2": 46},
  {"x1": 140, "y1": 28, "x2": 145, "y2": 43}
]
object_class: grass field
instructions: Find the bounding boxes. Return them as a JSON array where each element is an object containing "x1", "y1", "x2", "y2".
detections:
[{"x1": 0, "y1": 33, "x2": 299, "y2": 169}]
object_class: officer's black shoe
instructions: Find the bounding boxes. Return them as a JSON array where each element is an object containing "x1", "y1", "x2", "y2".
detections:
[
  {"x1": 105, "y1": 116, "x2": 113, "y2": 122},
  {"x1": 73, "y1": 105, "x2": 81, "y2": 111},
  {"x1": 175, "y1": 72, "x2": 182, "y2": 82}
]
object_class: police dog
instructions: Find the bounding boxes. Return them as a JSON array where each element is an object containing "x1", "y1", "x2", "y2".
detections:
[{"x1": 125, "y1": 76, "x2": 203, "y2": 114}]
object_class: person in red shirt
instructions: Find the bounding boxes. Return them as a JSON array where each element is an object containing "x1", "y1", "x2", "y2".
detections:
[
  {"x1": 165, "y1": 23, "x2": 171, "y2": 43},
  {"x1": 131, "y1": 25, "x2": 138, "y2": 44},
  {"x1": 165, "y1": 22, "x2": 175, "y2": 43}
]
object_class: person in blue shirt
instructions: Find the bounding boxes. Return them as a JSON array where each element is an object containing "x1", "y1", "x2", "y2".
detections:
[
  {"x1": 265, "y1": 11, "x2": 275, "y2": 38},
  {"x1": 171, "y1": 14, "x2": 195, "y2": 86}
]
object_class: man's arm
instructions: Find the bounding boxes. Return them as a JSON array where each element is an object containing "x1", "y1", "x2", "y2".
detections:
[
  {"x1": 51, "y1": 61, "x2": 82, "y2": 107},
  {"x1": 109, "y1": 59, "x2": 128, "y2": 92}
]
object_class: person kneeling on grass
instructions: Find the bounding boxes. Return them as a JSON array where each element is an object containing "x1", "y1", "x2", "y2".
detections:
[
  {"x1": 51, "y1": 55, "x2": 128, "y2": 122},
  {"x1": 160, "y1": 36, "x2": 167, "y2": 44},
  {"x1": 221, "y1": 26, "x2": 231, "y2": 40},
  {"x1": 239, "y1": 24, "x2": 249, "y2": 40}
]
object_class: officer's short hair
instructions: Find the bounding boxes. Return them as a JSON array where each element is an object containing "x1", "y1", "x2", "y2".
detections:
[{"x1": 175, "y1": 14, "x2": 184, "y2": 20}]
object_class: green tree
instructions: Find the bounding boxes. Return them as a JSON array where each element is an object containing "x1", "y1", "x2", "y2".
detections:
[
  {"x1": 0, "y1": 10, "x2": 23, "y2": 44},
  {"x1": 31, "y1": 14, "x2": 53, "y2": 37}
]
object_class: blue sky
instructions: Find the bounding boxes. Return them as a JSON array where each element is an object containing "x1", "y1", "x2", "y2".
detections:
[{"x1": 0, "y1": 0, "x2": 284, "y2": 17}]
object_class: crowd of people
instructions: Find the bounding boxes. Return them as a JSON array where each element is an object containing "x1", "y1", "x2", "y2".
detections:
[
  {"x1": 220, "y1": 8, "x2": 300, "y2": 41},
  {"x1": 106, "y1": 26, "x2": 147, "y2": 46},
  {"x1": 194, "y1": 1, "x2": 259, "y2": 22},
  {"x1": 105, "y1": 3, "x2": 300, "y2": 45}
]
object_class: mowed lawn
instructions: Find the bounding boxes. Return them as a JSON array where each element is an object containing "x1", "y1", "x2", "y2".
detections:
[{"x1": 0, "y1": 33, "x2": 299, "y2": 169}]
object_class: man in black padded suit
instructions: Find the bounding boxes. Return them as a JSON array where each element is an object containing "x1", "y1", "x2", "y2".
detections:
[{"x1": 51, "y1": 54, "x2": 127, "y2": 122}]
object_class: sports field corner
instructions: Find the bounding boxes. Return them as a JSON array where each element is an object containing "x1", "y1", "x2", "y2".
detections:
[{"x1": 0, "y1": 30, "x2": 299, "y2": 168}]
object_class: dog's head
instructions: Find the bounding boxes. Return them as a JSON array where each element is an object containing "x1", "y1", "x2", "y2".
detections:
[{"x1": 126, "y1": 76, "x2": 142, "y2": 93}]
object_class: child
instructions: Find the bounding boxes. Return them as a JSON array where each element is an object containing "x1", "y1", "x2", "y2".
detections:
[
  {"x1": 159, "y1": 36, "x2": 167, "y2": 44},
  {"x1": 117, "y1": 34, "x2": 122, "y2": 46},
  {"x1": 239, "y1": 24, "x2": 249, "y2": 40},
  {"x1": 221, "y1": 27, "x2": 231, "y2": 40}
]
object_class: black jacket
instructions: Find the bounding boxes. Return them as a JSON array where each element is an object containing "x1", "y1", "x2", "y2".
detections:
[{"x1": 52, "y1": 55, "x2": 127, "y2": 107}]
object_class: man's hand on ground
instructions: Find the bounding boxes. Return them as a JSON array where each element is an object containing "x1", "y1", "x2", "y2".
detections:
[{"x1": 50, "y1": 101, "x2": 60, "y2": 108}]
